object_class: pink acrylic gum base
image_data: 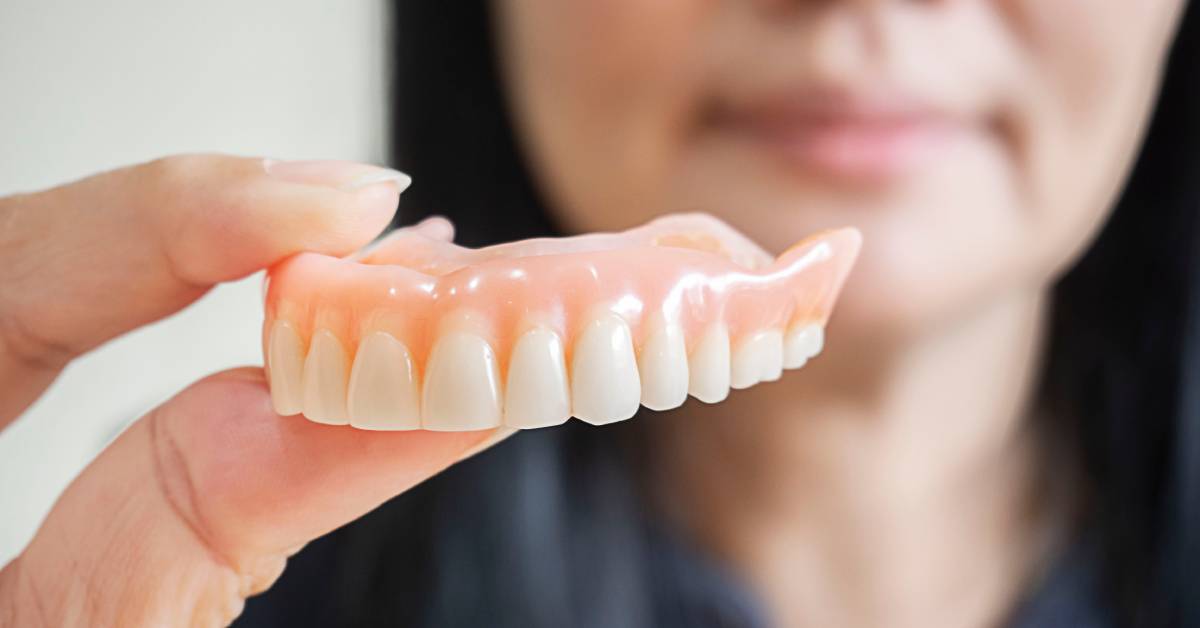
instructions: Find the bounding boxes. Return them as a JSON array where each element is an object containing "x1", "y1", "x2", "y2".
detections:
[{"x1": 263, "y1": 217, "x2": 862, "y2": 380}]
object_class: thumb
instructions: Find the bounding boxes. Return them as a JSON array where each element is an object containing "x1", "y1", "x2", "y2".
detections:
[{"x1": 1, "y1": 368, "x2": 506, "y2": 626}]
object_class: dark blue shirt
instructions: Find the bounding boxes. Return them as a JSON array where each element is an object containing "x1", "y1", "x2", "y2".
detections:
[{"x1": 237, "y1": 426, "x2": 1112, "y2": 627}]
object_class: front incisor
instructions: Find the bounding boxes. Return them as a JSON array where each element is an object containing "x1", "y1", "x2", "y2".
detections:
[
  {"x1": 504, "y1": 327, "x2": 571, "y2": 428},
  {"x1": 422, "y1": 332, "x2": 504, "y2": 431},
  {"x1": 571, "y1": 313, "x2": 641, "y2": 424},
  {"x1": 347, "y1": 331, "x2": 421, "y2": 430}
]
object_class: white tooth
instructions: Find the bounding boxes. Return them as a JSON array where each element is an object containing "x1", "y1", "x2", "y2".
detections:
[
  {"x1": 759, "y1": 330, "x2": 785, "y2": 382},
  {"x1": 807, "y1": 325, "x2": 825, "y2": 358},
  {"x1": 504, "y1": 327, "x2": 571, "y2": 428},
  {"x1": 783, "y1": 326, "x2": 809, "y2": 369},
  {"x1": 638, "y1": 321, "x2": 689, "y2": 411},
  {"x1": 422, "y1": 332, "x2": 503, "y2": 431},
  {"x1": 688, "y1": 324, "x2": 730, "y2": 404},
  {"x1": 731, "y1": 330, "x2": 784, "y2": 389},
  {"x1": 347, "y1": 331, "x2": 421, "y2": 430},
  {"x1": 302, "y1": 329, "x2": 350, "y2": 424},
  {"x1": 784, "y1": 323, "x2": 825, "y2": 368},
  {"x1": 571, "y1": 313, "x2": 641, "y2": 425},
  {"x1": 267, "y1": 321, "x2": 305, "y2": 416}
]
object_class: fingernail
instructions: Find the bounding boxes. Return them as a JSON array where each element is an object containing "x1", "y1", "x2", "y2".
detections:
[{"x1": 263, "y1": 159, "x2": 412, "y2": 193}]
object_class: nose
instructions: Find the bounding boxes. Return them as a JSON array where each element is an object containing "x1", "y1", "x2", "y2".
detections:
[{"x1": 736, "y1": 0, "x2": 947, "y2": 87}]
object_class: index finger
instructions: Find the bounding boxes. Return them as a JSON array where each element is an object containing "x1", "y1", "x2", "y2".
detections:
[{"x1": 0, "y1": 154, "x2": 415, "y2": 427}]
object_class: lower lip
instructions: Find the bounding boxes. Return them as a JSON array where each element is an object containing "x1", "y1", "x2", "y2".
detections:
[{"x1": 727, "y1": 115, "x2": 962, "y2": 181}]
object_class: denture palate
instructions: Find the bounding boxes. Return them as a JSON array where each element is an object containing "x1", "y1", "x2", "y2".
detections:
[{"x1": 264, "y1": 214, "x2": 861, "y2": 431}]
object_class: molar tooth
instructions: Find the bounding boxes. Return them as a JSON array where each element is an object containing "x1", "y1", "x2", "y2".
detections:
[
  {"x1": 731, "y1": 330, "x2": 784, "y2": 389},
  {"x1": 302, "y1": 329, "x2": 350, "y2": 425},
  {"x1": 638, "y1": 321, "x2": 689, "y2": 411},
  {"x1": 688, "y1": 324, "x2": 730, "y2": 404},
  {"x1": 571, "y1": 313, "x2": 641, "y2": 425},
  {"x1": 347, "y1": 331, "x2": 421, "y2": 430},
  {"x1": 267, "y1": 321, "x2": 305, "y2": 416},
  {"x1": 422, "y1": 332, "x2": 503, "y2": 431},
  {"x1": 504, "y1": 327, "x2": 571, "y2": 429},
  {"x1": 758, "y1": 330, "x2": 785, "y2": 382},
  {"x1": 808, "y1": 325, "x2": 825, "y2": 357},
  {"x1": 783, "y1": 323, "x2": 825, "y2": 369}
]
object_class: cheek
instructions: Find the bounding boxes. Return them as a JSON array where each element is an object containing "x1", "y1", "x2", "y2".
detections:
[
  {"x1": 842, "y1": 2, "x2": 1179, "y2": 335},
  {"x1": 497, "y1": 0, "x2": 714, "y2": 231},
  {"x1": 999, "y1": 0, "x2": 1184, "y2": 277}
]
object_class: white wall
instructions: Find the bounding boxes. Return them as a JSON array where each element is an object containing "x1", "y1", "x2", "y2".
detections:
[{"x1": 0, "y1": 0, "x2": 390, "y2": 563}]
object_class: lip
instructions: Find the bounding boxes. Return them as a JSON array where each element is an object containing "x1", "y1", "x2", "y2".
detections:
[{"x1": 714, "y1": 89, "x2": 967, "y2": 181}]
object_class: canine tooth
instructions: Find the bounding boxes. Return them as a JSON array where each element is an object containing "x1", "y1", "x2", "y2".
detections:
[
  {"x1": 302, "y1": 329, "x2": 350, "y2": 424},
  {"x1": 571, "y1": 313, "x2": 641, "y2": 425},
  {"x1": 688, "y1": 324, "x2": 730, "y2": 404},
  {"x1": 504, "y1": 327, "x2": 571, "y2": 428},
  {"x1": 731, "y1": 330, "x2": 784, "y2": 389},
  {"x1": 784, "y1": 324, "x2": 824, "y2": 368},
  {"x1": 267, "y1": 321, "x2": 305, "y2": 416},
  {"x1": 347, "y1": 332, "x2": 421, "y2": 430},
  {"x1": 638, "y1": 321, "x2": 689, "y2": 411},
  {"x1": 422, "y1": 332, "x2": 503, "y2": 431}
]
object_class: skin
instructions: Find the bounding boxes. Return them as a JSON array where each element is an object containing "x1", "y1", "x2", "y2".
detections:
[
  {"x1": 0, "y1": 156, "x2": 508, "y2": 626},
  {"x1": 493, "y1": 0, "x2": 1187, "y2": 627}
]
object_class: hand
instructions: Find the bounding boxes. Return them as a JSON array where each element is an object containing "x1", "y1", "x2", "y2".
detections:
[{"x1": 0, "y1": 155, "x2": 506, "y2": 626}]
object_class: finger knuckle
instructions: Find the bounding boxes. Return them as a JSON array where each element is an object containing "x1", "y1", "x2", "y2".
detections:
[{"x1": 142, "y1": 154, "x2": 212, "y2": 190}]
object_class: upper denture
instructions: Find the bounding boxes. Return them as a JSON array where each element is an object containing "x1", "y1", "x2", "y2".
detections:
[{"x1": 264, "y1": 214, "x2": 861, "y2": 429}]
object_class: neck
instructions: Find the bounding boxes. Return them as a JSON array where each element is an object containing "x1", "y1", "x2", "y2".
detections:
[{"x1": 649, "y1": 289, "x2": 1063, "y2": 628}]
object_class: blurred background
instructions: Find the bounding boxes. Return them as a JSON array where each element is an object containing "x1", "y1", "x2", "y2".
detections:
[{"x1": 0, "y1": 0, "x2": 391, "y2": 564}]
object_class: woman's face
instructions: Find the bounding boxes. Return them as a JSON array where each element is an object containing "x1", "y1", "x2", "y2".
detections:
[{"x1": 495, "y1": 0, "x2": 1186, "y2": 337}]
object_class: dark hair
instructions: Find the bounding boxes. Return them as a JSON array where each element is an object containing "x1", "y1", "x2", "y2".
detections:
[
  {"x1": 1041, "y1": 5, "x2": 1200, "y2": 623},
  {"x1": 253, "y1": 3, "x2": 1200, "y2": 626},
  {"x1": 389, "y1": 3, "x2": 557, "y2": 245}
]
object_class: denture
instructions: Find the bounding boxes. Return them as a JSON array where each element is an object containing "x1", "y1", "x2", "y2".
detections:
[{"x1": 263, "y1": 214, "x2": 860, "y2": 431}]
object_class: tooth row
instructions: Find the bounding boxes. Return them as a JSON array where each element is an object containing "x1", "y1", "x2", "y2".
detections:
[{"x1": 267, "y1": 317, "x2": 825, "y2": 430}]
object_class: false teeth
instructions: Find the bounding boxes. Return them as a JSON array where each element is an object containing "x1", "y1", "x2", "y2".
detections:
[
  {"x1": 279, "y1": 318, "x2": 826, "y2": 429},
  {"x1": 302, "y1": 330, "x2": 350, "y2": 424},
  {"x1": 421, "y1": 332, "x2": 504, "y2": 431},
  {"x1": 731, "y1": 330, "x2": 784, "y2": 390},
  {"x1": 265, "y1": 214, "x2": 861, "y2": 430},
  {"x1": 267, "y1": 321, "x2": 305, "y2": 416},
  {"x1": 688, "y1": 324, "x2": 731, "y2": 404},
  {"x1": 300, "y1": 331, "x2": 350, "y2": 425},
  {"x1": 347, "y1": 331, "x2": 421, "y2": 430},
  {"x1": 639, "y1": 320, "x2": 690, "y2": 411},
  {"x1": 784, "y1": 323, "x2": 824, "y2": 368},
  {"x1": 571, "y1": 313, "x2": 642, "y2": 425},
  {"x1": 504, "y1": 327, "x2": 572, "y2": 428}
]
